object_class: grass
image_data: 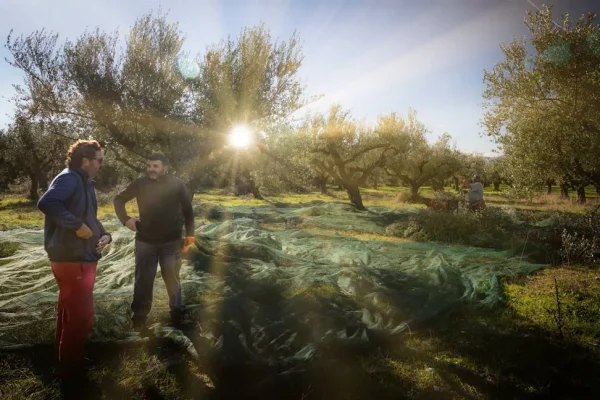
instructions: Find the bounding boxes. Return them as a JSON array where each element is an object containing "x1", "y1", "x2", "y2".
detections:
[
  {"x1": 103, "y1": 346, "x2": 186, "y2": 398},
  {"x1": 7, "y1": 294, "x2": 598, "y2": 400},
  {"x1": 0, "y1": 354, "x2": 55, "y2": 400},
  {"x1": 361, "y1": 339, "x2": 463, "y2": 398},
  {"x1": 2, "y1": 270, "x2": 600, "y2": 399},
  {"x1": 2, "y1": 185, "x2": 597, "y2": 228},
  {"x1": 0, "y1": 196, "x2": 46, "y2": 227},
  {"x1": 503, "y1": 267, "x2": 600, "y2": 346},
  {"x1": 2, "y1": 188, "x2": 600, "y2": 398},
  {"x1": 0, "y1": 343, "x2": 213, "y2": 400},
  {"x1": 98, "y1": 202, "x2": 138, "y2": 219},
  {"x1": 0, "y1": 194, "x2": 138, "y2": 228},
  {"x1": 354, "y1": 265, "x2": 600, "y2": 398}
]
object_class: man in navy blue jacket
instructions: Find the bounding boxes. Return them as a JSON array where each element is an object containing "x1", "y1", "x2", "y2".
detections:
[{"x1": 37, "y1": 139, "x2": 112, "y2": 377}]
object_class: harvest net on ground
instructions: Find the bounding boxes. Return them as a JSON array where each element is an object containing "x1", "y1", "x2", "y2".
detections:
[{"x1": 0, "y1": 202, "x2": 546, "y2": 366}]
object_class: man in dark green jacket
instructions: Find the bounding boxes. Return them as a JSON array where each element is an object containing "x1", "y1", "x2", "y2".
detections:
[{"x1": 113, "y1": 152, "x2": 195, "y2": 331}]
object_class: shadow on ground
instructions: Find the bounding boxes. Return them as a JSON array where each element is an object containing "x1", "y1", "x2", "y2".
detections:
[{"x1": 2, "y1": 255, "x2": 600, "y2": 399}]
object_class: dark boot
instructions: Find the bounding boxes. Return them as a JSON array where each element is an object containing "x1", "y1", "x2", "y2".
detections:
[
  {"x1": 170, "y1": 307, "x2": 191, "y2": 330},
  {"x1": 57, "y1": 361, "x2": 92, "y2": 399},
  {"x1": 131, "y1": 315, "x2": 148, "y2": 333}
]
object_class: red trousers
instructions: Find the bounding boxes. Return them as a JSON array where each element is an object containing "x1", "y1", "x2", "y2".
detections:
[{"x1": 51, "y1": 261, "x2": 97, "y2": 366}]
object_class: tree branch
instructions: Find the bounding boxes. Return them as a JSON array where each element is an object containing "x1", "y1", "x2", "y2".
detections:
[
  {"x1": 111, "y1": 146, "x2": 145, "y2": 173},
  {"x1": 311, "y1": 157, "x2": 343, "y2": 185},
  {"x1": 343, "y1": 143, "x2": 389, "y2": 164}
]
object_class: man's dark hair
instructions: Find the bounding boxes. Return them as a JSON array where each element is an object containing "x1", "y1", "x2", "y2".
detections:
[
  {"x1": 65, "y1": 140, "x2": 102, "y2": 169},
  {"x1": 148, "y1": 152, "x2": 169, "y2": 166}
]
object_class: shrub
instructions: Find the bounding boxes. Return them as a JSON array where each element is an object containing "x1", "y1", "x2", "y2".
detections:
[
  {"x1": 386, "y1": 207, "x2": 520, "y2": 248},
  {"x1": 387, "y1": 205, "x2": 600, "y2": 265},
  {"x1": 560, "y1": 230, "x2": 596, "y2": 265},
  {"x1": 417, "y1": 210, "x2": 478, "y2": 243},
  {"x1": 515, "y1": 210, "x2": 600, "y2": 265}
]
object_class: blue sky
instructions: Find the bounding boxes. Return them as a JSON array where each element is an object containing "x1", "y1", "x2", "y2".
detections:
[{"x1": 0, "y1": 0, "x2": 597, "y2": 155}]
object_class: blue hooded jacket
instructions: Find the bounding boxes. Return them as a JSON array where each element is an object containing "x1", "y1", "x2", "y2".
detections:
[{"x1": 38, "y1": 168, "x2": 111, "y2": 262}]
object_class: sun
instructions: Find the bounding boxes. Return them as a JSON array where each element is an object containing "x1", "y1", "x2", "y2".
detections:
[{"x1": 228, "y1": 125, "x2": 253, "y2": 148}]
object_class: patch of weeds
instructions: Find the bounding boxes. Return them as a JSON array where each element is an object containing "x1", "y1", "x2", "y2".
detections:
[
  {"x1": 115, "y1": 347, "x2": 183, "y2": 399},
  {"x1": 360, "y1": 337, "x2": 479, "y2": 399},
  {"x1": 504, "y1": 267, "x2": 600, "y2": 345},
  {"x1": 0, "y1": 354, "x2": 59, "y2": 400},
  {"x1": 0, "y1": 242, "x2": 20, "y2": 258}
]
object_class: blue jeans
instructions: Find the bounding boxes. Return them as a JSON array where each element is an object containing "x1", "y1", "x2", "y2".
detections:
[{"x1": 131, "y1": 239, "x2": 184, "y2": 323}]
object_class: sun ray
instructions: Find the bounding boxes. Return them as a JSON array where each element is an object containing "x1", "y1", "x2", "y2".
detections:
[{"x1": 293, "y1": 2, "x2": 520, "y2": 120}]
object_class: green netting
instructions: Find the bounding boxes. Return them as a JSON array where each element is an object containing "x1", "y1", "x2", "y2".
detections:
[{"x1": 0, "y1": 202, "x2": 546, "y2": 365}]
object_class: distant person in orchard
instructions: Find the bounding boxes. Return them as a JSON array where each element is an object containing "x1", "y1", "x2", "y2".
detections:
[
  {"x1": 464, "y1": 175, "x2": 486, "y2": 213},
  {"x1": 113, "y1": 152, "x2": 195, "y2": 332},
  {"x1": 37, "y1": 139, "x2": 112, "y2": 377}
]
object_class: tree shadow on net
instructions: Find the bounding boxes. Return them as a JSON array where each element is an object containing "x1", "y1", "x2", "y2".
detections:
[
  {"x1": 177, "y1": 236, "x2": 600, "y2": 400},
  {"x1": 180, "y1": 250, "x2": 492, "y2": 399}
]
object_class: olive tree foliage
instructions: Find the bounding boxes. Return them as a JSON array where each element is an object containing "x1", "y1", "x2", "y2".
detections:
[
  {"x1": 382, "y1": 110, "x2": 462, "y2": 199},
  {"x1": 187, "y1": 23, "x2": 307, "y2": 194},
  {"x1": 5, "y1": 13, "x2": 307, "y2": 192},
  {"x1": 483, "y1": 157, "x2": 507, "y2": 192},
  {"x1": 298, "y1": 105, "x2": 391, "y2": 210},
  {"x1": 190, "y1": 24, "x2": 304, "y2": 133},
  {"x1": 1, "y1": 115, "x2": 71, "y2": 201},
  {"x1": 254, "y1": 123, "x2": 322, "y2": 194},
  {"x1": 268, "y1": 121, "x2": 339, "y2": 195},
  {"x1": 6, "y1": 12, "x2": 193, "y2": 174},
  {"x1": 483, "y1": 6, "x2": 600, "y2": 203},
  {"x1": 0, "y1": 129, "x2": 20, "y2": 191},
  {"x1": 206, "y1": 125, "x2": 310, "y2": 199},
  {"x1": 457, "y1": 153, "x2": 487, "y2": 187}
]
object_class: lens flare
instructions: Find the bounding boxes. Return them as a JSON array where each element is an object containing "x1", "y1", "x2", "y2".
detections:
[
  {"x1": 228, "y1": 125, "x2": 253, "y2": 148},
  {"x1": 177, "y1": 56, "x2": 200, "y2": 79}
]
